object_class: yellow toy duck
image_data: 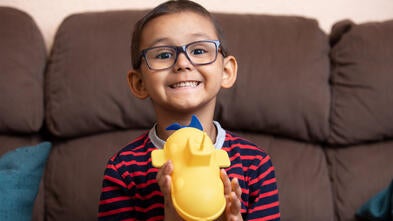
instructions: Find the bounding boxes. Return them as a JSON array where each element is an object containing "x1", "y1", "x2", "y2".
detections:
[{"x1": 152, "y1": 115, "x2": 230, "y2": 221}]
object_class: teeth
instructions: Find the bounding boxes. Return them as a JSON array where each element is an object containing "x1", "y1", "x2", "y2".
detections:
[{"x1": 171, "y1": 81, "x2": 199, "y2": 88}]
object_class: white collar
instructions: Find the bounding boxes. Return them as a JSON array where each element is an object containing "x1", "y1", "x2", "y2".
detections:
[{"x1": 148, "y1": 121, "x2": 226, "y2": 150}]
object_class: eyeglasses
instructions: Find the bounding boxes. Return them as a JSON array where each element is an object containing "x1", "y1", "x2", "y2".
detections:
[{"x1": 139, "y1": 40, "x2": 221, "y2": 71}]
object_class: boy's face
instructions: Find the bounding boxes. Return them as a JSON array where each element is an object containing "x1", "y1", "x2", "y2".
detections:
[{"x1": 129, "y1": 11, "x2": 237, "y2": 114}]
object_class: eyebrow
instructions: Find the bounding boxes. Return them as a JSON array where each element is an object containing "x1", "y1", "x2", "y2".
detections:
[
  {"x1": 148, "y1": 33, "x2": 216, "y2": 47},
  {"x1": 148, "y1": 38, "x2": 171, "y2": 47}
]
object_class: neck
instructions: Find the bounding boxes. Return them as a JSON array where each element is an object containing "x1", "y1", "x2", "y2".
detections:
[{"x1": 154, "y1": 110, "x2": 217, "y2": 143}]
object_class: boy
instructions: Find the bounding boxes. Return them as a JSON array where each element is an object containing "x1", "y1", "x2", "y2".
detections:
[{"x1": 98, "y1": 0, "x2": 280, "y2": 220}]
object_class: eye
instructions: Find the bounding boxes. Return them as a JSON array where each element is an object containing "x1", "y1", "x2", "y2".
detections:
[
  {"x1": 191, "y1": 48, "x2": 207, "y2": 55},
  {"x1": 188, "y1": 42, "x2": 213, "y2": 57},
  {"x1": 155, "y1": 51, "x2": 173, "y2": 60},
  {"x1": 147, "y1": 47, "x2": 175, "y2": 60}
]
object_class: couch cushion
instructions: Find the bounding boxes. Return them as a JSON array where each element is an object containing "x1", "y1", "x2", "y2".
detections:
[
  {"x1": 0, "y1": 142, "x2": 51, "y2": 221},
  {"x1": 215, "y1": 14, "x2": 331, "y2": 142},
  {"x1": 0, "y1": 135, "x2": 47, "y2": 221},
  {"x1": 0, "y1": 7, "x2": 46, "y2": 134},
  {"x1": 326, "y1": 142, "x2": 393, "y2": 221},
  {"x1": 237, "y1": 132, "x2": 335, "y2": 221},
  {"x1": 0, "y1": 135, "x2": 43, "y2": 156},
  {"x1": 45, "y1": 10, "x2": 155, "y2": 138},
  {"x1": 329, "y1": 19, "x2": 393, "y2": 145},
  {"x1": 44, "y1": 130, "x2": 145, "y2": 221}
]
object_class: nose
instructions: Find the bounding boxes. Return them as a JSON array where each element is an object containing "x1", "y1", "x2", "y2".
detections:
[{"x1": 173, "y1": 51, "x2": 193, "y2": 72}]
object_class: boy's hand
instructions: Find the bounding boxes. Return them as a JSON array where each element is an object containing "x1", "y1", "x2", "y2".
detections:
[
  {"x1": 157, "y1": 162, "x2": 243, "y2": 221},
  {"x1": 217, "y1": 169, "x2": 244, "y2": 221},
  {"x1": 156, "y1": 160, "x2": 183, "y2": 221}
]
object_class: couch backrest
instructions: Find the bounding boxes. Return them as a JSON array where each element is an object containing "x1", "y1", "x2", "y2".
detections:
[
  {"x1": 45, "y1": 10, "x2": 155, "y2": 138},
  {"x1": 45, "y1": 10, "x2": 331, "y2": 144},
  {"x1": 0, "y1": 7, "x2": 47, "y2": 153},
  {"x1": 329, "y1": 19, "x2": 393, "y2": 145},
  {"x1": 0, "y1": 7, "x2": 46, "y2": 135},
  {"x1": 215, "y1": 14, "x2": 330, "y2": 142}
]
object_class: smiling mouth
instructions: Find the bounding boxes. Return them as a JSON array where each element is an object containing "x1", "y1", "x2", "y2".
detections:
[{"x1": 170, "y1": 81, "x2": 201, "y2": 89}]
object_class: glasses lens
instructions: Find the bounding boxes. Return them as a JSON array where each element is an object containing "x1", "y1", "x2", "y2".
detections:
[
  {"x1": 186, "y1": 41, "x2": 217, "y2": 65},
  {"x1": 145, "y1": 47, "x2": 176, "y2": 70}
]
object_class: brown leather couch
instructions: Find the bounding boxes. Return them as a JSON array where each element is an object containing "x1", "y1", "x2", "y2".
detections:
[{"x1": 1, "y1": 6, "x2": 393, "y2": 221}]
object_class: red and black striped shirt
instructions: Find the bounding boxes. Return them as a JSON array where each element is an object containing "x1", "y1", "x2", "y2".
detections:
[{"x1": 98, "y1": 127, "x2": 280, "y2": 220}]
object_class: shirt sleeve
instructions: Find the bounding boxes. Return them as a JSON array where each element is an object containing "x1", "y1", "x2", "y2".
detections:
[
  {"x1": 98, "y1": 157, "x2": 136, "y2": 221},
  {"x1": 246, "y1": 153, "x2": 280, "y2": 221}
]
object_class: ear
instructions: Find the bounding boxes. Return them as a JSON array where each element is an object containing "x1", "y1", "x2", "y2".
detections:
[
  {"x1": 221, "y1": 55, "x2": 238, "y2": 88},
  {"x1": 127, "y1": 70, "x2": 149, "y2": 99}
]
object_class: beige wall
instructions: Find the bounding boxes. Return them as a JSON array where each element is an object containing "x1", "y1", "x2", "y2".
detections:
[{"x1": 1, "y1": 0, "x2": 393, "y2": 50}]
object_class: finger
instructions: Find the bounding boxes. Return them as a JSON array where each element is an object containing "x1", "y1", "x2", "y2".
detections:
[
  {"x1": 156, "y1": 161, "x2": 173, "y2": 196},
  {"x1": 156, "y1": 164, "x2": 165, "y2": 186},
  {"x1": 157, "y1": 160, "x2": 173, "y2": 178},
  {"x1": 162, "y1": 174, "x2": 172, "y2": 197},
  {"x1": 231, "y1": 178, "x2": 242, "y2": 198},
  {"x1": 230, "y1": 192, "x2": 241, "y2": 214},
  {"x1": 220, "y1": 169, "x2": 231, "y2": 195}
]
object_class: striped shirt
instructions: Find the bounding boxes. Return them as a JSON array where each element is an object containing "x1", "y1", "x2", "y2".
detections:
[{"x1": 98, "y1": 123, "x2": 280, "y2": 220}]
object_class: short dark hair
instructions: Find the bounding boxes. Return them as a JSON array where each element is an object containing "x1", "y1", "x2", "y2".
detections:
[{"x1": 131, "y1": 0, "x2": 228, "y2": 70}]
